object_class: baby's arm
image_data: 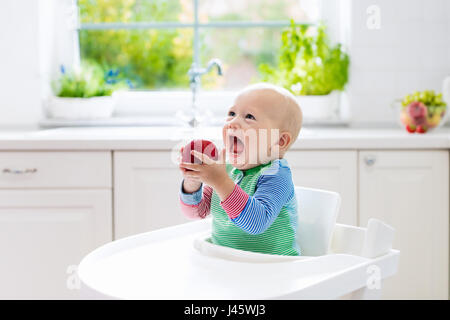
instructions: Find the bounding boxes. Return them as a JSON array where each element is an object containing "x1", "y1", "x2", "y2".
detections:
[
  {"x1": 220, "y1": 165, "x2": 294, "y2": 235},
  {"x1": 178, "y1": 145, "x2": 213, "y2": 219},
  {"x1": 179, "y1": 180, "x2": 212, "y2": 219}
]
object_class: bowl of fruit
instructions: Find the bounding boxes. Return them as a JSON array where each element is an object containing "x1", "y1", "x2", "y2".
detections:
[{"x1": 394, "y1": 90, "x2": 447, "y2": 133}]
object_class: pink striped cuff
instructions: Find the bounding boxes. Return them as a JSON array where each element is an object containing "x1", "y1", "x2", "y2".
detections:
[
  {"x1": 220, "y1": 184, "x2": 249, "y2": 219},
  {"x1": 179, "y1": 196, "x2": 202, "y2": 220},
  {"x1": 179, "y1": 186, "x2": 213, "y2": 220}
]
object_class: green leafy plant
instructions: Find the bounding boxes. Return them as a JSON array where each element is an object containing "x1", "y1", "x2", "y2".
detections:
[
  {"x1": 258, "y1": 21, "x2": 350, "y2": 95},
  {"x1": 52, "y1": 61, "x2": 129, "y2": 98}
]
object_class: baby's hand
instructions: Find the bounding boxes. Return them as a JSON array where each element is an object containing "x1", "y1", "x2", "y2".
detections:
[
  {"x1": 180, "y1": 150, "x2": 227, "y2": 188},
  {"x1": 179, "y1": 147, "x2": 202, "y2": 193},
  {"x1": 179, "y1": 148, "x2": 229, "y2": 191}
]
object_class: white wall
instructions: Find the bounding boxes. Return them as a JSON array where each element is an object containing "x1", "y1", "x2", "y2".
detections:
[
  {"x1": 347, "y1": 0, "x2": 450, "y2": 126},
  {"x1": 0, "y1": 0, "x2": 78, "y2": 127},
  {"x1": 0, "y1": 0, "x2": 42, "y2": 126}
]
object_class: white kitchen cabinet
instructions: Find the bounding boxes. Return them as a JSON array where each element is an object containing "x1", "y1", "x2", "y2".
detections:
[
  {"x1": 359, "y1": 150, "x2": 449, "y2": 299},
  {"x1": 0, "y1": 152, "x2": 113, "y2": 299},
  {"x1": 0, "y1": 151, "x2": 111, "y2": 188},
  {"x1": 284, "y1": 151, "x2": 358, "y2": 225},
  {"x1": 114, "y1": 151, "x2": 191, "y2": 239},
  {"x1": 0, "y1": 190, "x2": 112, "y2": 299}
]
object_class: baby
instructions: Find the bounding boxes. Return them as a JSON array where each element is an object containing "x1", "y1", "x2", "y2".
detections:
[{"x1": 178, "y1": 83, "x2": 303, "y2": 256}]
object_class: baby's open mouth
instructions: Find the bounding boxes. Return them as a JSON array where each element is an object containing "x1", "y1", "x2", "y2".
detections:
[{"x1": 228, "y1": 135, "x2": 245, "y2": 155}]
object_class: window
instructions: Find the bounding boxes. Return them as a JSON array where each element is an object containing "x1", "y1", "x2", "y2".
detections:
[{"x1": 77, "y1": 0, "x2": 322, "y2": 90}]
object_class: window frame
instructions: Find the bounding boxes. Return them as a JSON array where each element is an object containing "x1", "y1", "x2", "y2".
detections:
[
  {"x1": 76, "y1": 0, "x2": 318, "y2": 84},
  {"x1": 72, "y1": 0, "x2": 350, "y2": 124}
]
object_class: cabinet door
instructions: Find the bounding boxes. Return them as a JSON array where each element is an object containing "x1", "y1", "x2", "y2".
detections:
[
  {"x1": 359, "y1": 151, "x2": 449, "y2": 299},
  {"x1": 114, "y1": 151, "x2": 190, "y2": 239},
  {"x1": 284, "y1": 151, "x2": 357, "y2": 225},
  {"x1": 0, "y1": 189, "x2": 112, "y2": 299}
]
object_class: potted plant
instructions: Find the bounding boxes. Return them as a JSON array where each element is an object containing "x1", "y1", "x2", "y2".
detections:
[
  {"x1": 46, "y1": 61, "x2": 129, "y2": 120},
  {"x1": 395, "y1": 90, "x2": 447, "y2": 133},
  {"x1": 258, "y1": 21, "x2": 350, "y2": 120}
]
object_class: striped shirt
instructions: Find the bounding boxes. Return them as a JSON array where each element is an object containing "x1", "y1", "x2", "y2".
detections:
[{"x1": 179, "y1": 158, "x2": 301, "y2": 256}]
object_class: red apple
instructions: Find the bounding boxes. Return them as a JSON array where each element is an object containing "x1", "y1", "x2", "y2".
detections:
[
  {"x1": 181, "y1": 140, "x2": 218, "y2": 166},
  {"x1": 407, "y1": 102, "x2": 428, "y2": 126}
]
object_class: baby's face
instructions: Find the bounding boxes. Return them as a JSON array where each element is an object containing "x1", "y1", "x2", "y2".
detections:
[{"x1": 222, "y1": 90, "x2": 284, "y2": 170}]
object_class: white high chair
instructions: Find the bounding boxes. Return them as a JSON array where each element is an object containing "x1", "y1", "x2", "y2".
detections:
[{"x1": 78, "y1": 186, "x2": 399, "y2": 300}]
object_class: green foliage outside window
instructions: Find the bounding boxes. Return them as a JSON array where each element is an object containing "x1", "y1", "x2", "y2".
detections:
[
  {"x1": 258, "y1": 21, "x2": 350, "y2": 95},
  {"x1": 78, "y1": 0, "x2": 193, "y2": 89},
  {"x1": 77, "y1": 1, "x2": 325, "y2": 91}
]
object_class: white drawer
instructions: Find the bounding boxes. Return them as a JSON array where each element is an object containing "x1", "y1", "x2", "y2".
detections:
[{"x1": 0, "y1": 152, "x2": 111, "y2": 188}]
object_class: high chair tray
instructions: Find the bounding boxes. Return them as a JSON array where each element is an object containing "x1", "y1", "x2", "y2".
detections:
[{"x1": 78, "y1": 218, "x2": 399, "y2": 300}]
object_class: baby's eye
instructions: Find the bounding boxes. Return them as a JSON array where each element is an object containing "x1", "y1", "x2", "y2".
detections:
[
  {"x1": 228, "y1": 111, "x2": 236, "y2": 117},
  {"x1": 245, "y1": 113, "x2": 256, "y2": 120}
]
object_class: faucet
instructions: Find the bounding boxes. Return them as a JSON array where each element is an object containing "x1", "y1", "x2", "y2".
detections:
[
  {"x1": 188, "y1": 58, "x2": 223, "y2": 93},
  {"x1": 184, "y1": 59, "x2": 223, "y2": 127}
]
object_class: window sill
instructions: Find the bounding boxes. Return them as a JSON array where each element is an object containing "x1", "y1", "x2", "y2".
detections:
[
  {"x1": 39, "y1": 116, "x2": 349, "y2": 129},
  {"x1": 40, "y1": 90, "x2": 349, "y2": 128},
  {"x1": 39, "y1": 116, "x2": 184, "y2": 128}
]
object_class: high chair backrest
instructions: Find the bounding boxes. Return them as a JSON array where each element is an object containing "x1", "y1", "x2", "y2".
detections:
[{"x1": 295, "y1": 186, "x2": 341, "y2": 256}]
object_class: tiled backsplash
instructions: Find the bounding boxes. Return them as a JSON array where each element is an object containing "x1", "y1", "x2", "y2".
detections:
[{"x1": 347, "y1": 0, "x2": 450, "y2": 125}]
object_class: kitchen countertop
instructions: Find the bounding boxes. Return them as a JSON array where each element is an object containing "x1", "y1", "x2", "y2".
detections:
[{"x1": 0, "y1": 126, "x2": 450, "y2": 150}]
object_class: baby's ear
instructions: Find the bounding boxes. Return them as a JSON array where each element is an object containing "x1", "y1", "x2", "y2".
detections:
[{"x1": 278, "y1": 132, "x2": 292, "y2": 150}]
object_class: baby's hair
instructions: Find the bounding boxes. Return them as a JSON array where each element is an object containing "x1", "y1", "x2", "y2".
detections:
[
  {"x1": 238, "y1": 82, "x2": 303, "y2": 150},
  {"x1": 237, "y1": 82, "x2": 295, "y2": 100}
]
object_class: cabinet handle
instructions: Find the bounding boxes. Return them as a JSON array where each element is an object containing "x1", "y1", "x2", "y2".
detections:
[
  {"x1": 2, "y1": 168, "x2": 38, "y2": 175},
  {"x1": 364, "y1": 156, "x2": 376, "y2": 166}
]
